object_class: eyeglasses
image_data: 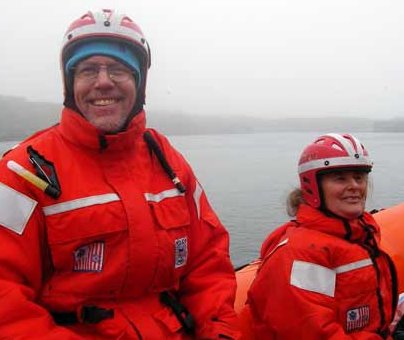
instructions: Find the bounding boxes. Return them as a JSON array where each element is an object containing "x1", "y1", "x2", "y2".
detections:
[{"x1": 73, "y1": 63, "x2": 135, "y2": 83}]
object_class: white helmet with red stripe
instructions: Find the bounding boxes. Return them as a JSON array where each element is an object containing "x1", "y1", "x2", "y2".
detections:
[
  {"x1": 298, "y1": 133, "x2": 373, "y2": 208},
  {"x1": 61, "y1": 9, "x2": 151, "y2": 115}
]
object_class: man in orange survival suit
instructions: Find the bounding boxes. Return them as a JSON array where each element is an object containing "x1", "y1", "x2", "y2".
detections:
[{"x1": 0, "y1": 9, "x2": 239, "y2": 339}]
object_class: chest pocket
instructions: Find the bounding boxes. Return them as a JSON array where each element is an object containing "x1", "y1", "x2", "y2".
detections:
[
  {"x1": 43, "y1": 196, "x2": 128, "y2": 296},
  {"x1": 146, "y1": 190, "x2": 191, "y2": 292}
]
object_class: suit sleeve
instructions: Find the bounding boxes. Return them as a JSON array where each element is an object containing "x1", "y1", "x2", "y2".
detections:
[
  {"x1": 179, "y1": 174, "x2": 239, "y2": 339},
  {"x1": 0, "y1": 166, "x2": 84, "y2": 339},
  {"x1": 248, "y1": 246, "x2": 386, "y2": 340}
]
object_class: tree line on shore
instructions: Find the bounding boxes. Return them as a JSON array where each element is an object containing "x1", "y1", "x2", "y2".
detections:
[{"x1": 0, "y1": 95, "x2": 403, "y2": 141}]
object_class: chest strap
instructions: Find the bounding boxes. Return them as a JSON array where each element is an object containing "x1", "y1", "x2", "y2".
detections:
[
  {"x1": 51, "y1": 305, "x2": 114, "y2": 325},
  {"x1": 160, "y1": 291, "x2": 195, "y2": 334},
  {"x1": 51, "y1": 296, "x2": 194, "y2": 333}
]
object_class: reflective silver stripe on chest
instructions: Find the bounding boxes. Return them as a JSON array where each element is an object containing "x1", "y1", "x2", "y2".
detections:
[
  {"x1": 144, "y1": 188, "x2": 184, "y2": 203},
  {"x1": 43, "y1": 193, "x2": 120, "y2": 216},
  {"x1": 334, "y1": 258, "x2": 373, "y2": 274},
  {"x1": 290, "y1": 258, "x2": 373, "y2": 297}
]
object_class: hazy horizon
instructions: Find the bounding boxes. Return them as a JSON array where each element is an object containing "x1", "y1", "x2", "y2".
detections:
[{"x1": 1, "y1": 0, "x2": 403, "y2": 120}]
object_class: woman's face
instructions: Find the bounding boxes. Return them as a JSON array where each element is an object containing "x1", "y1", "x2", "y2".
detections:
[{"x1": 321, "y1": 170, "x2": 368, "y2": 220}]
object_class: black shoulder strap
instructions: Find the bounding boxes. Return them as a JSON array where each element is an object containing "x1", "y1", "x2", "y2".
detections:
[{"x1": 143, "y1": 130, "x2": 186, "y2": 193}]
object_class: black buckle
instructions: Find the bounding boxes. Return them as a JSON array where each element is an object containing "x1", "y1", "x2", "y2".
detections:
[
  {"x1": 160, "y1": 291, "x2": 195, "y2": 334},
  {"x1": 51, "y1": 311, "x2": 77, "y2": 325},
  {"x1": 81, "y1": 305, "x2": 114, "y2": 324},
  {"x1": 51, "y1": 305, "x2": 114, "y2": 325}
]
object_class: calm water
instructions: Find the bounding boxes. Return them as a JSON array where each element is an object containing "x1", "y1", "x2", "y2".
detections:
[
  {"x1": 1, "y1": 132, "x2": 403, "y2": 267},
  {"x1": 169, "y1": 132, "x2": 404, "y2": 267}
]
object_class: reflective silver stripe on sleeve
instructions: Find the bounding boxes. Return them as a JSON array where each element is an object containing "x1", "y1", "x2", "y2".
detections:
[
  {"x1": 334, "y1": 258, "x2": 373, "y2": 274},
  {"x1": 0, "y1": 182, "x2": 37, "y2": 235},
  {"x1": 290, "y1": 260, "x2": 336, "y2": 297},
  {"x1": 193, "y1": 181, "x2": 203, "y2": 219},
  {"x1": 144, "y1": 188, "x2": 184, "y2": 203},
  {"x1": 43, "y1": 193, "x2": 120, "y2": 216}
]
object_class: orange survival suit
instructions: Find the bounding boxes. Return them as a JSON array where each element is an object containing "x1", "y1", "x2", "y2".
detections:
[
  {"x1": 0, "y1": 108, "x2": 238, "y2": 339},
  {"x1": 248, "y1": 204, "x2": 398, "y2": 339}
]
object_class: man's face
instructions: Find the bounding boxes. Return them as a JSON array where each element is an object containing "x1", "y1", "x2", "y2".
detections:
[{"x1": 73, "y1": 56, "x2": 137, "y2": 134}]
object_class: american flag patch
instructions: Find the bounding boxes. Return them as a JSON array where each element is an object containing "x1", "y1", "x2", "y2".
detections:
[
  {"x1": 346, "y1": 305, "x2": 370, "y2": 332},
  {"x1": 175, "y1": 237, "x2": 187, "y2": 268},
  {"x1": 73, "y1": 241, "x2": 104, "y2": 272}
]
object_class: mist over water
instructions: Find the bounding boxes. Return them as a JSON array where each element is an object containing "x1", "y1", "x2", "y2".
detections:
[{"x1": 1, "y1": 132, "x2": 403, "y2": 267}]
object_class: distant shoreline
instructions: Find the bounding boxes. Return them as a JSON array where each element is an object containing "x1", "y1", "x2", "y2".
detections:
[{"x1": 1, "y1": 94, "x2": 404, "y2": 141}]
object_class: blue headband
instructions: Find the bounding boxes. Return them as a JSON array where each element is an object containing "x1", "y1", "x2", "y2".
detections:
[{"x1": 64, "y1": 41, "x2": 141, "y2": 85}]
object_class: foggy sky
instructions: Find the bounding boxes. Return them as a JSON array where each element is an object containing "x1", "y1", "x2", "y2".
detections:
[{"x1": 1, "y1": 0, "x2": 403, "y2": 119}]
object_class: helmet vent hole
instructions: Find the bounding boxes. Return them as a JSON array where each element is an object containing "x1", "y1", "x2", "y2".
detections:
[
  {"x1": 67, "y1": 33, "x2": 73, "y2": 40},
  {"x1": 303, "y1": 177, "x2": 310, "y2": 183},
  {"x1": 324, "y1": 160, "x2": 330, "y2": 166},
  {"x1": 331, "y1": 143, "x2": 343, "y2": 151},
  {"x1": 354, "y1": 154, "x2": 359, "y2": 158},
  {"x1": 104, "y1": 20, "x2": 111, "y2": 27}
]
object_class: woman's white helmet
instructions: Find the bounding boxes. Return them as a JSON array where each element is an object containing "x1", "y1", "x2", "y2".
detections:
[{"x1": 298, "y1": 133, "x2": 373, "y2": 208}]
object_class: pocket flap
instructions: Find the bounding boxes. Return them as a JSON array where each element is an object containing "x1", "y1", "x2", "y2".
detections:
[{"x1": 150, "y1": 196, "x2": 190, "y2": 229}]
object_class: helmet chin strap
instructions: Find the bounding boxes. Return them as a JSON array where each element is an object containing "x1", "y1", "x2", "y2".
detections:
[
  {"x1": 121, "y1": 110, "x2": 140, "y2": 132},
  {"x1": 317, "y1": 175, "x2": 358, "y2": 222},
  {"x1": 317, "y1": 203, "x2": 356, "y2": 242},
  {"x1": 120, "y1": 76, "x2": 146, "y2": 130}
]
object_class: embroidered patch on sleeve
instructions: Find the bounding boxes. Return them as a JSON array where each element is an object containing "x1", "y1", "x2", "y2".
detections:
[
  {"x1": 175, "y1": 237, "x2": 188, "y2": 268},
  {"x1": 73, "y1": 241, "x2": 104, "y2": 272},
  {"x1": 346, "y1": 305, "x2": 370, "y2": 332}
]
